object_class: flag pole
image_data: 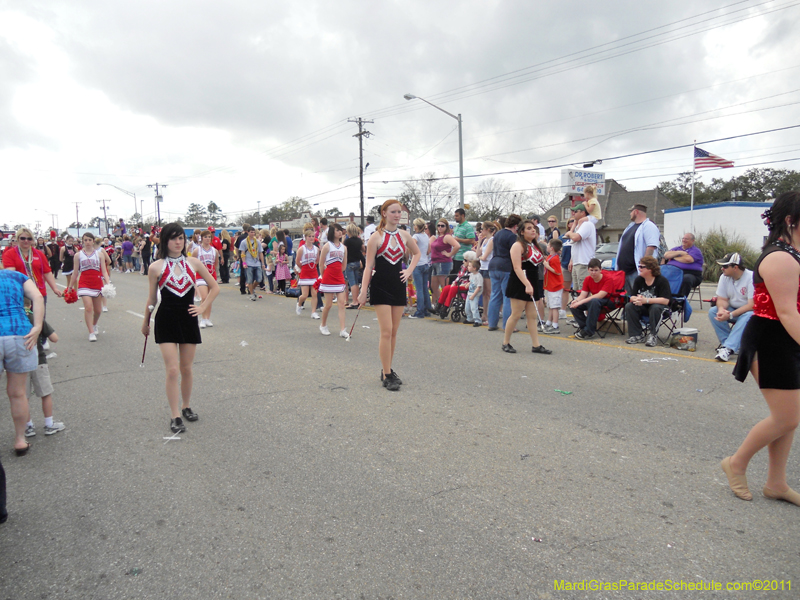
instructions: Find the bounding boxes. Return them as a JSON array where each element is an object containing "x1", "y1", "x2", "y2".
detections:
[{"x1": 690, "y1": 140, "x2": 696, "y2": 232}]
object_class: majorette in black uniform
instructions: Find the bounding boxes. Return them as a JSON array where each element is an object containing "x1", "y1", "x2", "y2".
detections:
[
  {"x1": 154, "y1": 256, "x2": 202, "y2": 345},
  {"x1": 369, "y1": 229, "x2": 407, "y2": 306},
  {"x1": 505, "y1": 242, "x2": 544, "y2": 301},
  {"x1": 733, "y1": 241, "x2": 800, "y2": 389}
]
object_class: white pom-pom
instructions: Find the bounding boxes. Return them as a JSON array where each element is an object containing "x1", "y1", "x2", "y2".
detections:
[{"x1": 101, "y1": 283, "x2": 117, "y2": 299}]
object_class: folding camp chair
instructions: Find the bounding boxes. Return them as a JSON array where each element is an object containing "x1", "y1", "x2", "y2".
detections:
[
  {"x1": 649, "y1": 264, "x2": 693, "y2": 344},
  {"x1": 596, "y1": 270, "x2": 627, "y2": 338}
]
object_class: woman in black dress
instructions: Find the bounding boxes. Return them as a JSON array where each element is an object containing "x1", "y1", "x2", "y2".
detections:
[
  {"x1": 722, "y1": 191, "x2": 800, "y2": 506},
  {"x1": 358, "y1": 200, "x2": 420, "y2": 391},
  {"x1": 142, "y1": 223, "x2": 219, "y2": 434},
  {"x1": 502, "y1": 220, "x2": 552, "y2": 356}
]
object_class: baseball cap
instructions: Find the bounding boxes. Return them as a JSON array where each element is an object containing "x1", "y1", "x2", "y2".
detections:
[
  {"x1": 716, "y1": 252, "x2": 744, "y2": 267},
  {"x1": 572, "y1": 203, "x2": 587, "y2": 212},
  {"x1": 628, "y1": 204, "x2": 648, "y2": 212}
]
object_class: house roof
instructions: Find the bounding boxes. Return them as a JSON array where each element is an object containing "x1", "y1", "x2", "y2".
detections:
[{"x1": 545, "y1": 179, "x2": 677, "y2": 229}]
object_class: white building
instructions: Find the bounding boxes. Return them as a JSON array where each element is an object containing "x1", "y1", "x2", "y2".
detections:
[{"x1": 663, "y1": 201, "x2": 771, "y2": 252}]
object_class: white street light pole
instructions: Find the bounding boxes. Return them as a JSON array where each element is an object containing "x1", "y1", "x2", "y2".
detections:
[
  {"x1": 404, "y1": 93, "x2": 464, "y2": 210},
  {"x1": 96, "y1": 183, "x2": 137, "y2": 222}
]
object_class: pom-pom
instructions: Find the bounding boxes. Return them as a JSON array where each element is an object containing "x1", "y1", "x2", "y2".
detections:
[
  {"x1": 63, "y1": 289, "x2": 78, "y2": 304},
  {"x1": 101, "y1": 283, "x2": 117, "y2": 299}
]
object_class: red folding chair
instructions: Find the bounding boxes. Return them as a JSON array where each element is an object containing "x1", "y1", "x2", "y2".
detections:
[{"x1": 596, "y1": 270, "x2": 627, "y2": 339}]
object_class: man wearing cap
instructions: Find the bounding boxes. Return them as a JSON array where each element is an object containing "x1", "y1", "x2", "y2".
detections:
[
  {"x1": 616, "y1": 203, "x2": 660, "y2": 296},
  {"x1": 451, "y1": 208, "x2": 476, "y2": 276},
  {"x1": 529, "y1": 215, "x2": 546, "y2": 240},
  {"x1": 709, "y1": 253, "x2": 754, "y2": 362},
  {"x1": 564, "y1": 203, "x2": 596, "y2": 292},
  {"x1": 663, "y1": 232, "x2": 704, "y2": 297}
]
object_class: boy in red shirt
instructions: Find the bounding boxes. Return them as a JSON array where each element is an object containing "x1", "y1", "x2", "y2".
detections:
[
  {"x1": 569, "y1": 258, "x2": 612, "y2": 340},
  {"x1": 543, "y1": 238, "x2": 564, "y2": 334}
]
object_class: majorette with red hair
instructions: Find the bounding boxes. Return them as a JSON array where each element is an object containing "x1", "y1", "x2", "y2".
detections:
[{"x1": 358, "y1": 199, "x2": 420, "y2": 391}]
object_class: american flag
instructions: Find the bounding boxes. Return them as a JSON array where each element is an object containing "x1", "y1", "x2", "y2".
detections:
[{"x1": 694, "y1": 146, "x2": 734, "y2": 169}]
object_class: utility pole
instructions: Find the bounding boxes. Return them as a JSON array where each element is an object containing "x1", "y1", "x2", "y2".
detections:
[
  {"x1": 147, "y1": 183, "x2": 168, "y2": 227},
  {"x1": 96, "y1": 199, "x2": 111, "y2": 236},
  {"x1": 73, "y1": 202, "x2": 82, "y2": 238},
  {"x1": 348, "y1": 117, "x2": 373, "y2": 228},
  {"x1": 257, "y1": 200, "x2": 261, "y2": 226}
]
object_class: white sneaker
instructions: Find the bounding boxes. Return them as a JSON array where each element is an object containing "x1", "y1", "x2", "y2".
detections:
[
  {"x1": 199, "y1": 319, "x2": 206, "y2": 329},
  {"x1": 102, "y1": 307, "x2": 108, "y2": 312},
  {"x1": 715, "y1": 347, "x2": 732, "y2": 362},
  {"x1": 559, "y1": 309, "x2": 567, "y2": 319},
  {"x1": 93, "y1": 325, "x2": 99, "y2": 334},
  {"x1": 296, "y1": 304, "x2": 303, "y2": 315},
  {"x1": 320, "y1": 325, "x2": 330, "y2": 335},
  {"x1": 44, "y1": 421, "x2": 65, "y2": 435},
  {"x1": 339, "y1": 330, "x2": 350, "y2": 340},
  {"x1": 205, "y1": 319, "x2": 213, "y2": 327},
  {"x1": 42, "y1": 340, "x2": 50, "y2": 350},
  {"x1": 89, "y1": 333, "x2": 97, "y2": 342},
  {"x1": 311, "y1": 312, "x2": 320, "y2": 319}
]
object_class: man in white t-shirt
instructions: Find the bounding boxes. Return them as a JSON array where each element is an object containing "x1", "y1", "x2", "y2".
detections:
[
  {"x1": 362, "y1": 216, "x2": 376, "y2": 243},
  {"x1": 709, "y1": 252, "x2": 754, "y2": 362},
  {"x1": 564, "y1": 203, "x2": 596, "y2": 292}
]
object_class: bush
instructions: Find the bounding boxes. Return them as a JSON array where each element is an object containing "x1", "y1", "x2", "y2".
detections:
[{"x1": 694, "y1": 228, "x2": 759, "y2": 282}]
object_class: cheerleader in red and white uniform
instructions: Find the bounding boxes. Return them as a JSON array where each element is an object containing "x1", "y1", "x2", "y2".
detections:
[
  {"x1": 192, "y1": 229, "x2": 220, "y2": 328},
  {"x1": 70, "y1": 232, "x2": 109, "y2": 342},
  {"x1": 318, "y1": 223, "x2": 349, "y2": 338},
  {"x1": 295, "y1": 229, "x2": 321, "y2": 319}
]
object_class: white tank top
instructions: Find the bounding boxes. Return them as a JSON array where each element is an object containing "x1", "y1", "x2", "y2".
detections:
[{"x1": 78, "y1": 250, "x2": 101, "y2": 271}]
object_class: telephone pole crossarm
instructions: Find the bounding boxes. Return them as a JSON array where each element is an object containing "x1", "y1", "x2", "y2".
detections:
[{"x1": 348, "y1": 117, "x2": 373, "y2": 228}]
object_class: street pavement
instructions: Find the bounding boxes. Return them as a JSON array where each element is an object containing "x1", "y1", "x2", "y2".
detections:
[{"x1": 0, "y1": 273, "x2": 797, "y2": 599}]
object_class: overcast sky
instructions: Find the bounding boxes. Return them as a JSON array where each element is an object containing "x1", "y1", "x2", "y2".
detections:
[{"x1": 2, "y1": 0, "x2": 799, "y2": 230}]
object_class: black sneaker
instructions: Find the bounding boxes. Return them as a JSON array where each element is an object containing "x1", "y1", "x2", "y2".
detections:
[
  {"x1": 170, "y1": 417, "x2": 186, "y2": 433},
  {"x1": 181, "y1": 407, "x2": 199, "y2": 422},
  {"x1": 382, "y1": 373, "x2": 401, "y2": 391},
  {"x1": 381, "y1": 370, "x2": 403, "y2": 386},
  {"x1": 390, "y1": 370, "x2": 403, "y2": 385},
  {"x1": 574, "y1": 329, "x2": 595, "y2": 340},
  {"x1": 501, "y1": 344, "x2": 517, "y2": 353},
  {"x1": 532, "y1": 345, "x2": 552, "y2": 355}
]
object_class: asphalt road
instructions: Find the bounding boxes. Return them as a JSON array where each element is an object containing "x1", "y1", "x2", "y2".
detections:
[{"x1": 0, "y1": 274, "x2": 797, "y2": 600}]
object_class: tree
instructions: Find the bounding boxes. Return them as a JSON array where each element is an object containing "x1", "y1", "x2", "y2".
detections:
[
  {"x1": 184, "y1": 203, "x2": 208, "y2": 225},
  {"x1": 658, "y1": 168, "x2": 800, "y2": 207},
  {"x1": 466, "y1": 178, "x2": 516, "y2": 221},
  {"x1": 524, "y1": 180, "x2": 563, "y2": 215},
  {"x1": 235, "y1": 212, "x2": 261, "y2": 227},
  {"x1": 325, "y1": 207, "x2": 343, "y2": 217},
  {"x1": 367, "y1": 204, "x2": 383, "y2": 218},
  {"x1": 87, "y1": 216, "x2": 102, "y2": 228},
  {"x1": 401, "y1": 172, "x2": 458, "y2": 221},
  {"x1": 67, "y1": 221, "x2": 84, "y2": 229},
  {"x1": 207, "y1": 202, "x2": 227, "y2": 226}
]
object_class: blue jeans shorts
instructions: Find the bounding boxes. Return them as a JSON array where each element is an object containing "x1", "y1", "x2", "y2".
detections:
[
  {"x1": 431, "y1": 261, "x2": 453, "y2": 277},
  {"x1": 0, "y1": 336, "x2": 37, "y2": 374},
  {"x1": 245, "y1": 265, "x2": 263, "y2": 284},
  {"x1": 345, "y1": 261, "x2": 362, "y2": 287}
]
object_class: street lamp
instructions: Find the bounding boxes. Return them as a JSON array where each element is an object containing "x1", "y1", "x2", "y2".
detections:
[
  {"x1": 96, "y1": 183, "x2": 138, "y2": 223},
  {"x1": 403, "y1": 93, "x2": 464, "y2": 210}
]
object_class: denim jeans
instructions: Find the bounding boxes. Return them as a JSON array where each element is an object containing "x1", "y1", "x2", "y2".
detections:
[
  {"x1": 465, "y1": 296, "x2": 481, "y2": 322},
  {"x1": 132, "y1": 256, "x2": 141, "y2": 271},
  {"x1": 709, "y1": 307, "x2": 753, "y2": 352},
  {"x1": 412, "y1": 263, "x2": 432, "y2": 317},
  {"x1": 488, "y1": 270, "x2": 511, "y2": 329},
  {"x1": 573, "y1": 298, "x2": 611, "y2": 335}
]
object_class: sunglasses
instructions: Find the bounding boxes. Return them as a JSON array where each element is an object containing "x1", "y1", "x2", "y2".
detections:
[
  {"x1": 18, "y1": 236, "x2": 33, "y2": 241},
  {"x1": 437, "y1": 224, "x2": 447, "y2": 228},
  {"x1": 637, "y1": 265, "x2": 649, "y2": 269}
]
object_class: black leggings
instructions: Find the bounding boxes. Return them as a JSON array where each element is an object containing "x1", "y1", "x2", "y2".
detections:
[{"x1": 277, "y1": 279, "x2": 287, "y2": 292}]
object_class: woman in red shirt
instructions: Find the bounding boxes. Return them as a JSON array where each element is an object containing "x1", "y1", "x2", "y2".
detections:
[{"x1": 1, "y1": 227, "x2": 62, "y2": 303}]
